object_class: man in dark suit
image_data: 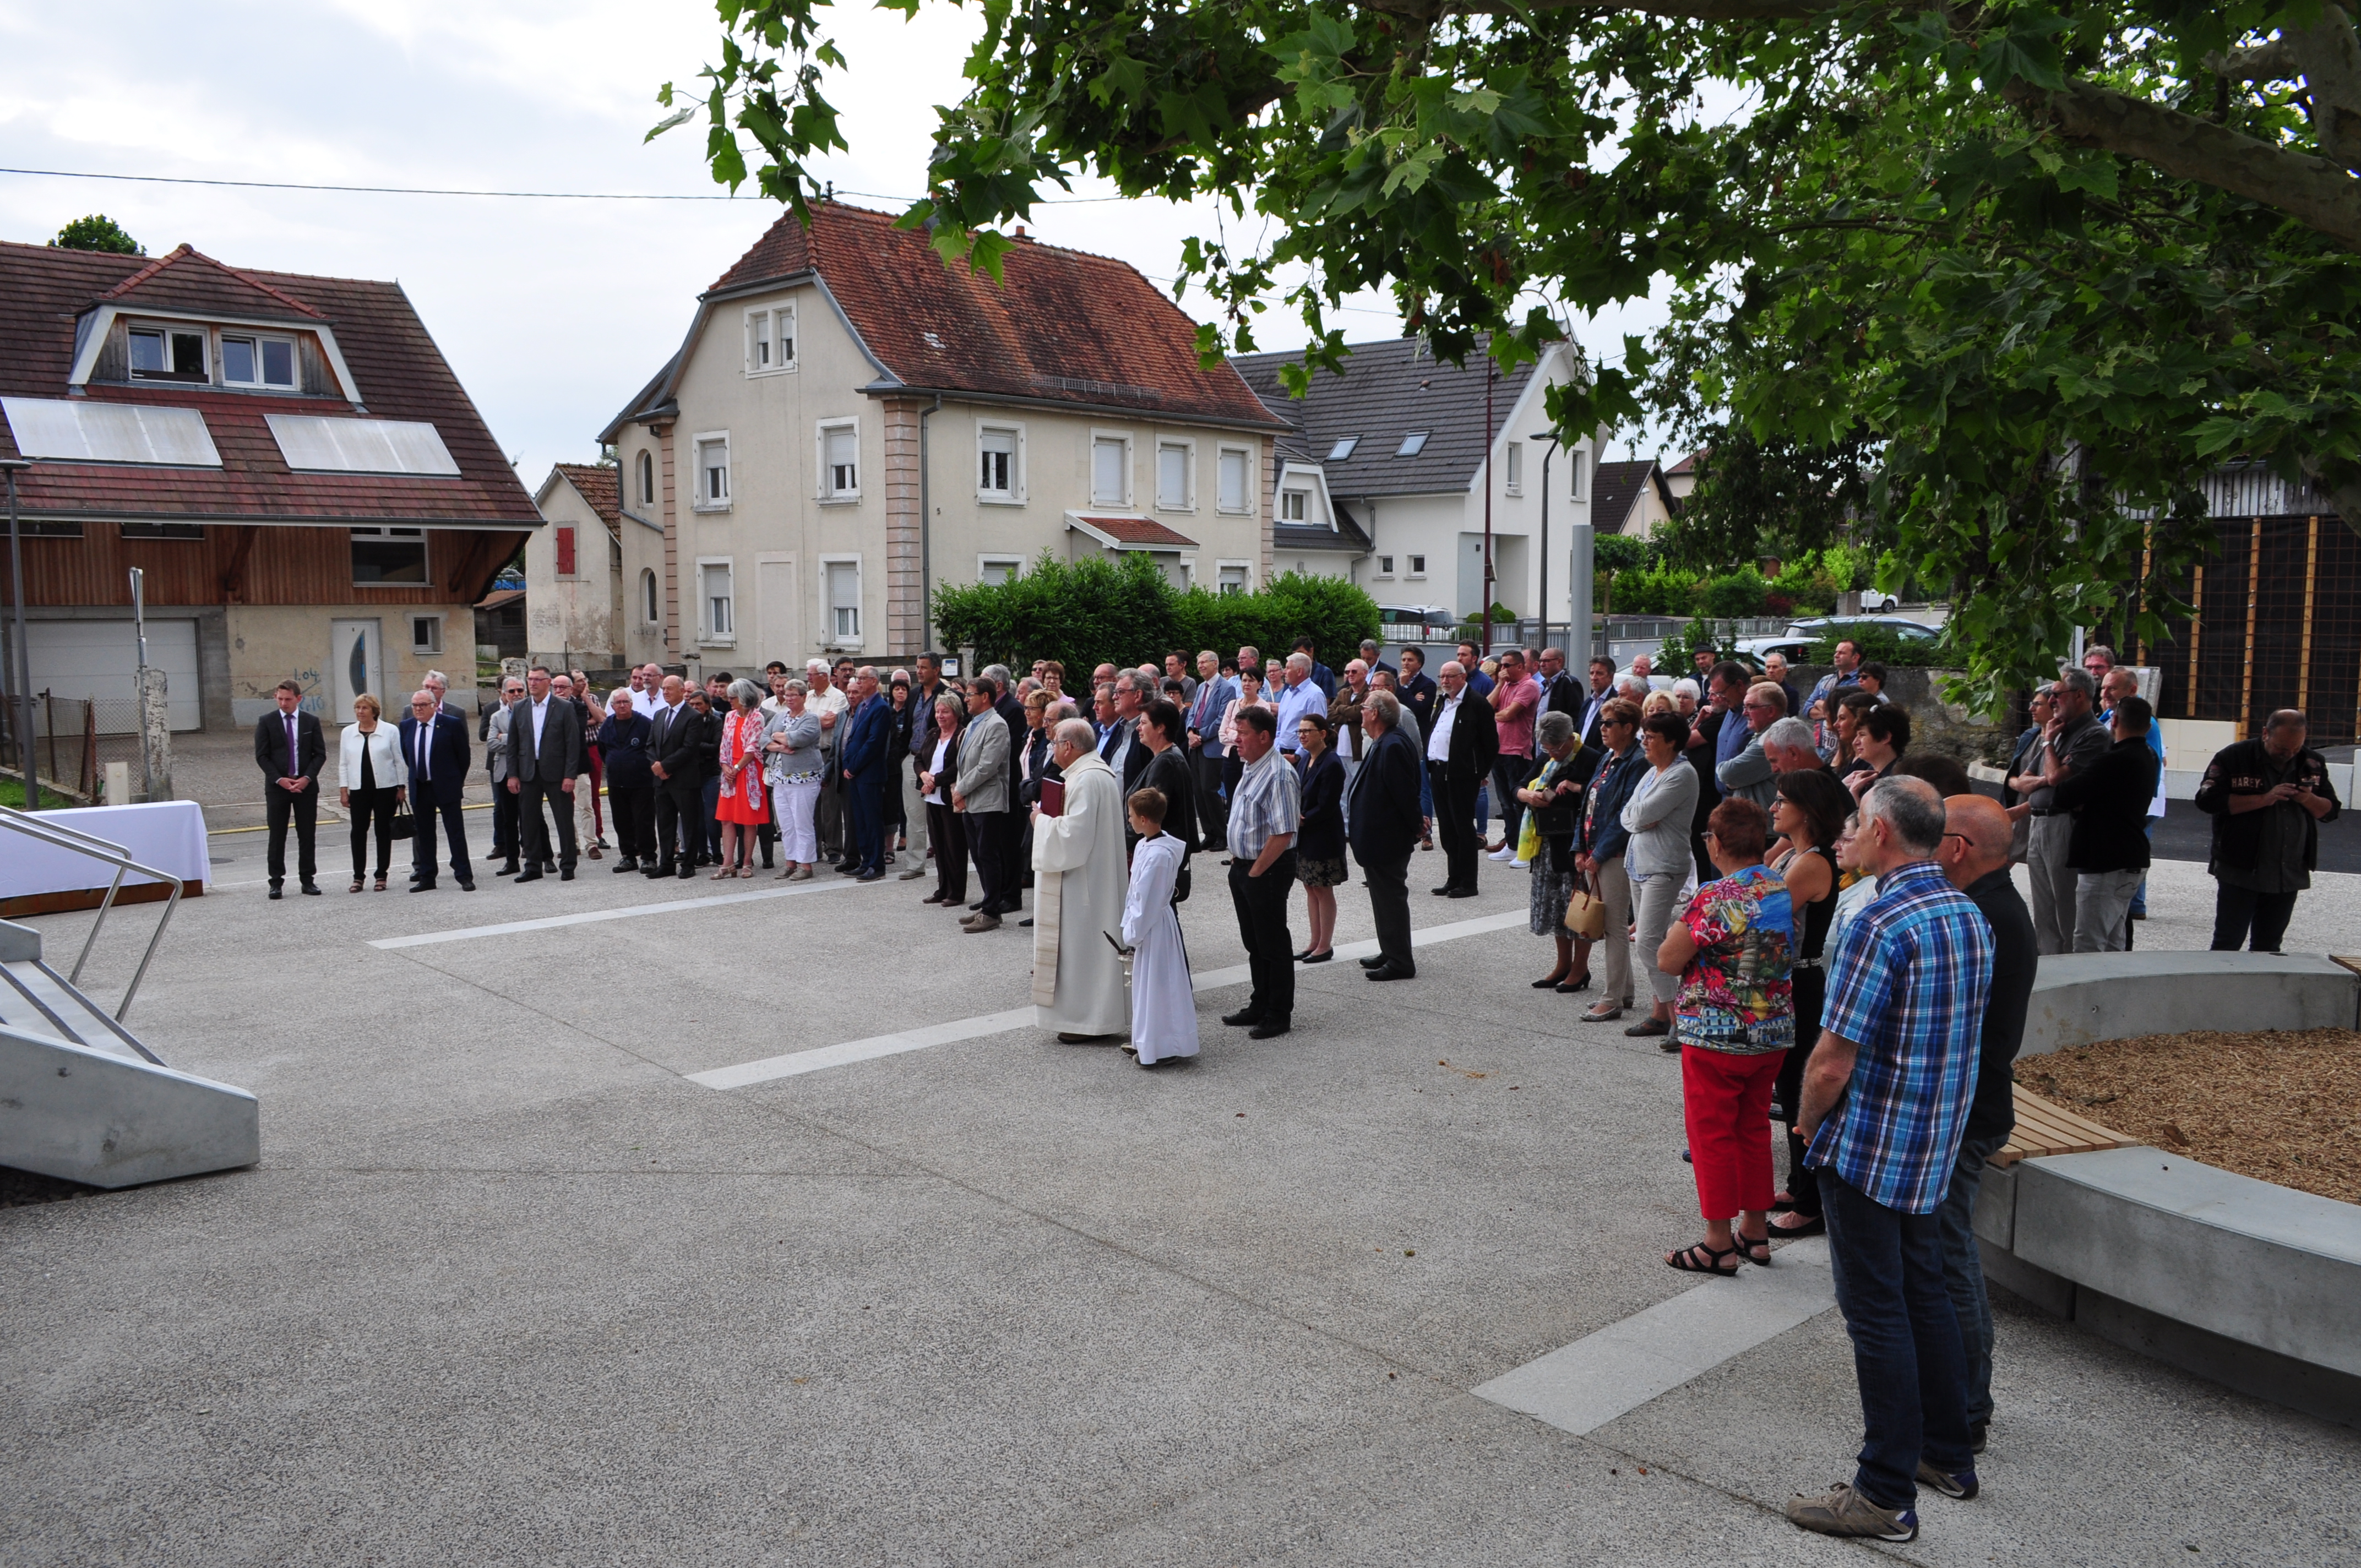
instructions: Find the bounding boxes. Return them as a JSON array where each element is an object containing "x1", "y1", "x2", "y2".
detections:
[
  {"x1": 399, "y1": 688, "x2": 475, "y2": 891},
  {"x1": 1099, "y1": 670, "x2": 1154, "y2": 794},
  {"x1": 253, "y1": 678, "x2": 325, "y2": 898},
  {"x1": 1424, "y1": 660, "x2": 1498, "y2": 897},
  {"x1": 1685, "y1": 663, "x2": 1745, "y2": 878},
  {"x1": 1348, "y1": 689, "x2": 1426, "y2": 979},
  {"x1": 505, "y1": 664, "x2": 583, "y2": 882},
  {"x1": 645, "y1": 674, "x2": 700, "y2": 879},
  {"x1": 1536, "y1": 646, "x2": 1582, "y2": 721},
  {"x1": 836, "y1": 667, "x2": 893, "y2": 880},
  {"x1": 1568, "y1": 655, "x2": 1614, "y2": 749},
  {"x1": 992, "y1": 666, "x2": 1030, "y2": 909},
  {"x1": 1396, "y1": 646, "x2": 1439, "y2": 738}
]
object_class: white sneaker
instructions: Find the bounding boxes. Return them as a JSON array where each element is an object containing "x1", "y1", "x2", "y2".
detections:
[{"x1": 1487, "y1": 846, "x2": 1517, "y2": 862}]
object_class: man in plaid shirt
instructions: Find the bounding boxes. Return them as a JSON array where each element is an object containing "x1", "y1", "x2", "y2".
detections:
[{"x1": 1789, "y1": 776, "x2": 1994, "y2": 1545}]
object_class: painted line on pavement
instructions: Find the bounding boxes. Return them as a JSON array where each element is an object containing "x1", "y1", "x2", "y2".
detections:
[
  {"x1": 369, "y1": 874, "x2": 868, "y2": 949},
  {"x1": 1470, "y1": 1237, "x2": 1834, "y2": 1435},
  {"x1": 688, "y1": 907, "x2": 1530, "y2": 1089}
]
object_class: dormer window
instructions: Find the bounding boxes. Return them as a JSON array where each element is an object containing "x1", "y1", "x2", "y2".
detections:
[
  {"x1": 221, "y1": 334, "x2": 297, "y2": 389},
  {"x1": 746, "y1": 305, "x2": 795, "y2": 375},
  {"x1": 129, "y1": 326, "x2": 208, "y2": 383}
]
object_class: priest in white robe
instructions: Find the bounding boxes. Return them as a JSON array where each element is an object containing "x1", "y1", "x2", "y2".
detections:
[
  {"x1": 1120, "y1": 788, "x2": 1196, "y2": 1066},
  {"x1": 1032, "y1": 717, "x2": 1130, "y2": 1041}
]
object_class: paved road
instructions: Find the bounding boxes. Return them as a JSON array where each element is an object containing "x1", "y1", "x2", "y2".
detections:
[{"x1": 7, "y1": 841, "x2": 2357, "y2": 1564}]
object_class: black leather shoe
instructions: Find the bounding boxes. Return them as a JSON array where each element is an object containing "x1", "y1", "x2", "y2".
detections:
[
  {"x1": 1431, "y1": 885, "x2": 1456, "y2": 896},
  {"x1": 268, "y1": 885, "x2": 283, "y2": 900},
  {"x1": 1300, "y1": 950, "x2": 1333, "y2": 965},
  {"x1": 645, "y1": 864, "x2": 669, "y2": 878},
  {"x1": 560, "y1": 867, "x2": 575, "y2": 881},
  {"x1": 613, "y1": 859, "x2": 638, "y2": 873},
  {"x1": 516, "y1": 868, "x2": 544, "y2": 883},
  {"x1": 457, "y1": 881, "x2": 476, "y2": 891},
  {"x1": 1220, "y1": 1009, "x2": 1263, "y2": 1028},
  {"x1": 1366, "y1": 963, "x2": 1415, "y2": 982},
  {"x1": 969, "y1": 901, "x2": 986, "y2": 911},
  {"x1": 299, "y1": 881, "x2": 322, "y2": 896},
  {"x1": 1018, "y1": 917, "x2": 1033, "y2": 927},
  {"x1": 1247, "y1": 1020, "x2": 1291, "y2": 1039},
  {"x1": 410, "y1": 881, "x2": 435, "y2": 892},
  {"x1": 1444, "y1": 886, "x2": 1477, "y2": 899},
  {"x1": 677, "y1": 866, "x2": 694, "y2": 879},
  {"x1": 857, "y1": 869, "x2": 883, "y2": 882},
  {"x1": 496, "y1": 862, "x2": 520, "y2": 876},
  {"x1": 1359, "y1": 955, "x2": 1388, "y2": 969}
]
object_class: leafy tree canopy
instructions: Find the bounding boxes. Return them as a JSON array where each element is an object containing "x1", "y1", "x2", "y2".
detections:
[
  {"x1": 668, "y1": 0, "x2": 2361, "y2": 707},
  {"x1": 50, "y1": 215, "x2": 143, "y2": 255}
]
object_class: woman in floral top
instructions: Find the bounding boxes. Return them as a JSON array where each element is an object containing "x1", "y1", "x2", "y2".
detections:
[{"x1": 1654, "y1": 797, "x2": 1794, "y2": 1275}]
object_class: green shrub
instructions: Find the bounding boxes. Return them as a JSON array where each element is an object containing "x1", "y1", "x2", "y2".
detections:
[
  {"x1": 1801, "y1": 624, "x2": 1950, "y2": 668},
  {"x1": 932, "y1": 553, "x2": 1379, "y2": 674},
  {"x1": 1700, "y1": 568, "x2": 1769, "y2": 619},
  {"x1": 1612, "y1": 562, "x2": 1701, "y2": 616}
]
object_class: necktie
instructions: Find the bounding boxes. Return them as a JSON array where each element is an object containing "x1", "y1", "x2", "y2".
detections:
[
  {"x1": 285, "y1": 714, "x2": 297, "y2": 770},
  {"x1": 415, "y1": 722, "x2": 430, "y2": 781}
]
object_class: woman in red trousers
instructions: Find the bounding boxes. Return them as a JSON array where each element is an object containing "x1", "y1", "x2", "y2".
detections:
[{"x1": 1655, "y1": 797, "x2": 1795, "y2": 1275}]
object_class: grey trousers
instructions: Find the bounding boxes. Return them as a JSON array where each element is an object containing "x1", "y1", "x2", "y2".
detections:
[
  {"x1": 900, "y1": 765, "x2": 929, "y2": 866},
  {"x1": 2025, "y1": 814, "x2": 2077, "y2": 955},
  {"x1": 2073, "y1": 868, "x2": 2142, "y2": 952},
  {"x1": 1593, "y1": 855, "x2": 1634, "y2": 1007},
  {"x1": 1630, "y1": 867, "x2": 1686, "y2": 1006}
]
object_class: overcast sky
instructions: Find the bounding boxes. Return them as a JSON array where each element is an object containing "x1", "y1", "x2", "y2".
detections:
[{"x1": 0, "y1": 0, "x2": 1675, "y2": 484}]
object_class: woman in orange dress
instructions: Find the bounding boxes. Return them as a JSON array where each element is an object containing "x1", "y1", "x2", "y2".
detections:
[{"x1": 713, "y1": 678, "x2": 771, "y2": 878}]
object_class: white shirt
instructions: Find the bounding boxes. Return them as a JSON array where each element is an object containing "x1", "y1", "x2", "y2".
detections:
[
  {"x1": 529, "y1": 696, "x2": 550, "y2": 750},
  {"x1": 924, "y1": 737, "x2": 950, "y2": 805},
  {"x1": 1427, "y1": 692, "x2": 1461, "y2": 764}
]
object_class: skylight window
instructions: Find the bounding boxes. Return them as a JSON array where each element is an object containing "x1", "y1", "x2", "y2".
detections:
[
  {"x1": 1, "y1": 398, "x2": 221, "y2": 466},
  {"x1": 1326, "y1": 436, "x2": 1360, "y2": 461},
  {"x1": 221, "y1": 335, "x2": 298, "y2": 389},
  {"x1": 1396, "y1": 431, "x2": 1430, "y2": 456},
  {"x1": 266, "y1": 414, "x2": 460, "y2": 476}
]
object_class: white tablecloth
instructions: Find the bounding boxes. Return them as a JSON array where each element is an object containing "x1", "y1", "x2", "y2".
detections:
[{"x1": 1, "y1": 800, "x2": 211, "y2": 898}]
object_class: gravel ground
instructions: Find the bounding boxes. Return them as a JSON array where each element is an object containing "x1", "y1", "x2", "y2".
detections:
[{"x1": 2021, "y1": 1027, "x2": 2361, "y2": 1204}]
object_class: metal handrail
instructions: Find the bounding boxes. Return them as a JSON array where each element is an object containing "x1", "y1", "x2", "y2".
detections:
[{"x1": 0, "y1": 802, "x2": 182, "y2": 1022}]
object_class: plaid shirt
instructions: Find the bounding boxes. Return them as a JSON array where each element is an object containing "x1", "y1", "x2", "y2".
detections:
[
  {"x1": 1807, "y1": 858, "x2": 1993, "y2": 1213},
  {"x1": 1227, "y1": 745, "x2": 1301, "y2": 860}
]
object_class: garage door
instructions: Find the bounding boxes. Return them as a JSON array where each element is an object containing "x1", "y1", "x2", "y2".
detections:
[{"x1": 26, "y1": 620, "x2": 202, "y2": 732}]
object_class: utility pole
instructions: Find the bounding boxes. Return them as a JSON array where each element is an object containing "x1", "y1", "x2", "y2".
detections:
[
  {"x1": 1481, "y1": 359, "x2": 1495, "y2": 656},
  {"x1": 3, "y1": 458, "x2": 34, "y2": 809},
  {"x1": 1534, "y1": 433, "x2": 1560, "y2": 658}
]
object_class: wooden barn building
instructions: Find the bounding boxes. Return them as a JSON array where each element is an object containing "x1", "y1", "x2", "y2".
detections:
[{"x1": 0, "y1": 241, "x2": 539, "y2": 731}]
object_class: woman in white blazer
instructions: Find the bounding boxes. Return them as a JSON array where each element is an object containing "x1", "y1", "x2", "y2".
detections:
[
  {"x1": 338, "y1": 694, "x2": 409, "y2": 892},
  {"x1": 1619, "y1": 709, "x2": 1701, "y2": 1041}
]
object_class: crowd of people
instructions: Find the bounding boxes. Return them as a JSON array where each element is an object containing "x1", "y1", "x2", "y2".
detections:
[{"x1": 248, "y1": 628, "x2": 2344, "y2": 1544}]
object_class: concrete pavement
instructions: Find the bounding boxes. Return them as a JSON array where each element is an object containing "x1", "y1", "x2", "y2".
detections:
[{"x1": 6, "y1": 839, "x2": 2357, "y2": 1565}]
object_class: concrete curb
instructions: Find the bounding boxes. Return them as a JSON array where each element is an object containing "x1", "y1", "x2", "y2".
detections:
[{"x1": 1976, "y1": 952, "x2": 2361, "y2": 1427}]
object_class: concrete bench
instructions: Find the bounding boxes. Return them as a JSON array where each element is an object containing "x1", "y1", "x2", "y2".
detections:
[{"x1": 1972, "y1": 951, "x2": 2361, "y2": 1428}]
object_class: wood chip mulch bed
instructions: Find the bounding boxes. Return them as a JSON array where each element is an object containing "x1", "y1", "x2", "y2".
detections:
[{"x1": 2016, "y1": 1028, "x2": 2361, "y2": 1206}]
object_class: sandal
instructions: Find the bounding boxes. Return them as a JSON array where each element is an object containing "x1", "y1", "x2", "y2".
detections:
[
  {"x1": 1770, "y1": 1212, "x2": 1825, "y2": 1238},
  {"x1": 349, "y1": 880, "x2": 364, "y2": 893},
  {"x1": 709, "y1": 868, "x2": 733, "y2": 880},
  {"x1": 738, "y1": 866, "x2": 757, "y2": 878},
  {"x1": 373, "y1": 875, "x2": 387, "y2": 891},
  {"x1": 1738, "y1": 1234, "x2": 1773, "y2": 1267},
  {"x1": 1665, "y1": 1241, "x2": 1739, "y2": 1276}
]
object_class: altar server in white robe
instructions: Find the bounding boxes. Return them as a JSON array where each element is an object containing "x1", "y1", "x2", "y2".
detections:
[
  {"x1": 1120, "y1": 787, "x2": 1197, "y2": 1066},
  {"x1": 1033, "y1": 717, "x2": 1131, "y2": 1041}
]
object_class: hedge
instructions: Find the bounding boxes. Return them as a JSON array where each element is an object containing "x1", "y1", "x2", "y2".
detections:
[{"x1": 931, "y1": 552, "x2": 1381, "y2": 675}]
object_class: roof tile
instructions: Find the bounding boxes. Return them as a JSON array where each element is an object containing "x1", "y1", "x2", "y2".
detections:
[
  {"x1": 551, "y1": 462, "x2": 621, "y2": 527},
  {"x1": 690, "y1": 203, "x2": 1284, "y2": 430},
  {"x1": 1073, "y1": 513, "x2": 1197, "y2": 547},
  {"x1": 0, "y1": 241, "x2": 538, "y2": 527},
  {"x1": 1231, "y1": 337, "x2": 1539, "y2": 498}
]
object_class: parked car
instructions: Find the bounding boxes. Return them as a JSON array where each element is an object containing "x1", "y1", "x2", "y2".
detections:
[
  {"x1": 1781, "y1": 614, "x2": 1941, "y2": 643},
  {"x1": 1379, "y1": 603, "x2": 1457, "y2": 631}
]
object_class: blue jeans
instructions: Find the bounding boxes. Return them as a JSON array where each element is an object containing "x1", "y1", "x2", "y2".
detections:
[
  {"x1": 2129, "y1": 817, "x2": 2154, "y2": 918},
  {"x1": 1935, "y1": 1131, "x2": 2005, "y2": 1428},
  {"x1": 1820, "y1": 1168, "x2": 1975, "y2": 1507}
]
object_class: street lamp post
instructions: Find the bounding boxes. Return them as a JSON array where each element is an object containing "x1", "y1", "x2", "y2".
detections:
[
  {"x1": 3, "y1": 458, "x2": 35, "y2": 809},
  {"x1": 1533, "y1": 433, "x2": 1561, "y2": 658}
]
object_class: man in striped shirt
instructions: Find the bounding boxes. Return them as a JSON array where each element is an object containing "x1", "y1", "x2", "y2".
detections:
[
  {"x1": 1223, "y1": 707, "x2": 1301, "y2": 1039},
  {"x1": 1789, "y1": 776, "x2": 1993, "y2": 1545}
]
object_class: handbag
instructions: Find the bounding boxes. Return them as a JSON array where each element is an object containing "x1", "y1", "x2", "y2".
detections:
[
  {"x1": 387, "y1": 798, "x2": 415, "y2": 841},
  {"x1": 1562, "y1": 876, "x2": 1608, "y2": 939}
]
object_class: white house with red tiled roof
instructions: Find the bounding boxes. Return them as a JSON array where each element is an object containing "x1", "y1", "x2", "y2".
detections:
[
  {"x1": 600, "y1": 202, "x2": 1291, "y2": 672},
  {"x1": 526, "y1": 463, "x2": 624, "y2": 666},
  {"x1": 0, "y1": 241, "x2": 540, "y2": 728}
]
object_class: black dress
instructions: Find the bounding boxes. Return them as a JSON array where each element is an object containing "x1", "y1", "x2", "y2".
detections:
[
  {"x1": 1773, "y1": 842, "x2": 1840, "y2": 1217},
  {"x1": 1295, "y1": 748, "x2": 1348, "y2": 887}
]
